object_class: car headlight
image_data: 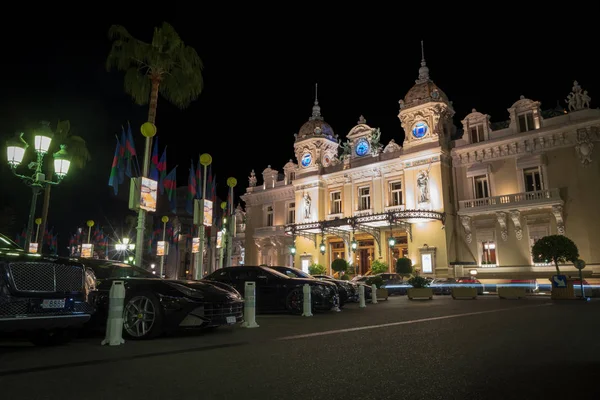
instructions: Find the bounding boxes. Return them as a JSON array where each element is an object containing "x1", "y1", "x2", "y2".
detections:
[{"x1": 167, "y1": 282, "x2": 204, "y2": 299}]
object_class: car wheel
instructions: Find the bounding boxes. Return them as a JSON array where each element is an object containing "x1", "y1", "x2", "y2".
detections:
[
  {"x1": 285, "y1": 288, "x2": 304, "y2": 315},
  {"x1": 28, "y1": 329, "x2": 74, "y2": 346},
  {"x1": 123, "y1": 292, "x2": 164, "y2": 340}
]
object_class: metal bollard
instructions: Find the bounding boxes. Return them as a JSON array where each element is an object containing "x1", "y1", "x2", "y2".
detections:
[
  {"x1": 359, "y1": 285, "x2": 366, "y2": 308},
  {"x1": 101, "y1": 280, "x2": 126, "y2": 346},
  {"x1": 241, "y1": 281, "x2": 259, "y2": 328},
  {"x1": 371, "y1": 284, "x2": 378, "y2": 304},
  {"x1": 302, "y1": 284, "x2": 313, "y2": 317}
]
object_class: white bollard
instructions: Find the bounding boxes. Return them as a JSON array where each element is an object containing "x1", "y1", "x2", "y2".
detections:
[
  {"x1": 359, "y1": 284, "x2": 366, "y2": 308},
  {"x1": 101, "y1": 280, "x2": 126, "y2": 346},
  {"x1": 241, "y1": 281, "x2": 259, "y2": 328},
  {"x1": 371, "y1": 284, "x2": 378, "y2": 304},
  {"x1": 302, "y1": 284, "x2": 313, "y2": 317}
]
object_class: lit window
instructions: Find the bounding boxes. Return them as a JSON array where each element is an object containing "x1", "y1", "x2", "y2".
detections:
[
  {"x1": 470, "y1": 125, "x2": 485, "y2": 143},
  {"x1": 287, "y1": 202, "x2": 295, "y2": 224},
  {"x1": 331, "y1": 191, "x2": 342, "y2": 214},
  {"x1": 518, "y1": 112, "x2": 535, "y2": 133},
  {"x1": 266, "y1": 206, "x2": 274, "y2": 227},
  {"x1": 523, "y1": 167, "x2": 543, "y2": 192},
  {"x1": 472, "y1": 175, "x2": 489, "y2": 199},
  {"x1": 481, "y1": 241, "x2": 496, "y2": 264},
  {"x1": 389, "y1": 181, "x2": 403, "y2": 206},
  {"x1": 359, "y1": 187, "x2": 370, "y2": 210}
]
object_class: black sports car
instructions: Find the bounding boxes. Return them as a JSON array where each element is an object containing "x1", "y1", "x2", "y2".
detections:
[
  {"x1": 204, "y1": 266, "x2": 339, "y2": 314},
  {"x1": 312, "y1": 274, "x2": 373, "y2": 303},
  {"x1": 83, "y1": 259, "x2": 244, "y2": 340},
  {"x1": 269, "y1": 266, "x2": 355, "y2": 307}
]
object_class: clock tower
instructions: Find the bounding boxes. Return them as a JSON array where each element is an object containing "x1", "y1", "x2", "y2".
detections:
[
  {"x1": 293, "y1": 84, "x2": 339, "y2": 174},
  {"x1": 398, "y1": 42, "x2": 455, "y2": 151}
]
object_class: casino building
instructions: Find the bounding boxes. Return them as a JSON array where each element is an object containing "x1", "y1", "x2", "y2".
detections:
[{"x1": 240, "y1": 52, "x2": 600, "y2": 279}]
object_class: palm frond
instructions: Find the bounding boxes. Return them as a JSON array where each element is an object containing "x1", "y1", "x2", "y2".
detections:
[
  {"x1": 64, "y1": 135, "x2": 91, "y2": 169},
  {"x1": 124, "y1": 67, "x2": 151, "y2": 105}
]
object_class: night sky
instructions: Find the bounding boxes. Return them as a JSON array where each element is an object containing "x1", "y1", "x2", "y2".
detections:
[{"x1": 0, "y1": 8, "x2": 597, "y2": 251}]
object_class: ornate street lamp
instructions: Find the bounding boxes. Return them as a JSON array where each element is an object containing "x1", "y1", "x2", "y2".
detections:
[
  {"x1": 351, "y1": 237, "x2": 358, "y2": 253},
  {"x1": 6, "y1": 125, "x2": 71, "y2": 252},
  {"x1": 319, "y1": 239, "x2": 326, "y2": 255},
  {"x1": 388, "y1": 236, "x2": 396, "y2": 248}
]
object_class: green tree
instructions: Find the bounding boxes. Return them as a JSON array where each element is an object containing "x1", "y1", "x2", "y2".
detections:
[
  {"x1": 106, "y1": 22, "x2": 204, "y2": 125},
  {"x1": 532, "y1": 234, "x2": 579, "y2": 274},
  {"x1": 106, "y1": 22, "x2": 204, "y2": 264},
  {"x1": 395, "y1": 257, "x2": 413, "y2": 277},
  {"x1": 331, "y1": 258, "x2": 348, "y2": 276},
  {"x1": 308, "y1": 263, "x2": 326, "y2": 275},
  {"x1": 38, "y1": 120, "x2": 91, "y2": 251},
  {"x1": 370, "y1": 259, "x2": 388, "y2": 274}
]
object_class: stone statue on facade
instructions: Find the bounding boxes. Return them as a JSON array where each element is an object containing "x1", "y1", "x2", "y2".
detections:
[
  {"x1": 248, "y1": 169, "x2": 257, "y2": 187},
  {"x1": 370, "y1": 128, "x2": 382, "y2": 156},
  {"x1": 383, "y1": 138, "x2": 402, "y2": 153},
  {"x1": 399, "y1": 99, "x2": 405, "y2": 110},
  {"x1": 339, "y1": 139, "x2": 352, "y2": 162},
  {"x1": 303, "y1": 192, "x2": 312, "y2": 219},
  {"x1": 416, "y1": 167, "x2": 430, "y2": 203},
  {"x1": 566, "y1": 80, "x2": 591, "y2": 112}
]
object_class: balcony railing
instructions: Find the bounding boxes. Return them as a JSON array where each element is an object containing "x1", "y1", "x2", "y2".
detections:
[{"x1": 459, "y1": 188, "x2": 562, "y2": 213}]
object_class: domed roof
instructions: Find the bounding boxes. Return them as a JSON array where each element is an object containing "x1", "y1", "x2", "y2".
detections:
[
  {"x1": 403, "y1": 80, "x2": 450, "y2": 108},
  {"x1": 296, "y1": 84, "x2": 336, "y2": 140}
]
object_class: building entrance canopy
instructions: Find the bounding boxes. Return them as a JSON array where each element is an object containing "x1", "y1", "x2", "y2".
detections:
[{"x1": 285, "y1": 209, "x2": 446, "y2": 256}]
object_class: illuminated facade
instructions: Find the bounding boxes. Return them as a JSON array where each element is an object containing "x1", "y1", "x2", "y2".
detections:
[{"x1": 241, "y1": 55, "x2": 600, "y2": 278}]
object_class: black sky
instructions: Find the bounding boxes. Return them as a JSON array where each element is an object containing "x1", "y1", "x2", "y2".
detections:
[{"x1": 0, "y1": 7, "x2": 597, "y2": 247}]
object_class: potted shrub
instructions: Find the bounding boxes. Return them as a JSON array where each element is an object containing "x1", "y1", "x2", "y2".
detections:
[
  {"x1": 532, "y1": 235, "x2": 579, "y2": 300},
  {"x1": 395, "y1": 257, "x2": 413, "y2": 278},
  {"x1": 370, "y1": 259, "x2": 388, "y2": 275},
  {"x1": 308, "y1": 263, "x2": 326, "y2": 275},
  {"x1": 366, "y1": 275, "x2": 388, "y2": 300},
  {"x1": 331, "y1": 258, "x2": 348, "y2": 279},
  {"x1": 407, "y1": 273, "x2": 433, "y2": 300}
]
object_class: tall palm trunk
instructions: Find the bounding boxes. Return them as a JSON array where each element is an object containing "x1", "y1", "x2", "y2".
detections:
[
  {"x1": 38, "y1": 170, "x2": 53, "y2": 251},
  {"x1": 134, "y1": 77, "x2": 160, "y2": 266}
]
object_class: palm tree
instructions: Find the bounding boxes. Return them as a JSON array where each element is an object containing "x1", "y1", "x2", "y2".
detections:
[
  {"x1": 106, "y1": 22, "x2": 204, "y2": 265},
  {"x1": 38, "y1": 120, "x2": 91, "y2": 251},
  {"x1": 106, "y1": 22, "x2": 204, "y2": 124}
]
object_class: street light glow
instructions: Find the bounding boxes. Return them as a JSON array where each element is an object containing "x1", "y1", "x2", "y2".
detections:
[
  {"x1": 53, "y1": 145, "x2": 71, "y2": 178},
  {"x1": 6, "y1": 144, "x2": 25, "y2": 167},
  {"x1": 34, "y1": 134, "x2": 52, "y2": 154}
]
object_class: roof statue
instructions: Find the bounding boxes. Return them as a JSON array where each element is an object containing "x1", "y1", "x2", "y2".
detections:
[{"x1": 566, "y1": 80, "x2": 592, "y2": 112}]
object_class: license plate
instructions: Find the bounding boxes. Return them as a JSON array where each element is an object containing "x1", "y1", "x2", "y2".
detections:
[
  {"x1": 41, "y1": 299, "x2": 65, "y2": 309},
  {"x1": 226, "y1": 316, "x2": 236, "y2": 324}
]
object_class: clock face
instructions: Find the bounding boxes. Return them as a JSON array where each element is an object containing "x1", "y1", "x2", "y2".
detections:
[
  {"x1": 412, "y1": 121, "x2": 428, "y2": 139},
  {"x1": 355, "y1": 139, "x2": 370, "y2": 157},
  {"x1": 301, "y1": 153, "x2": 312, "y2": 167}
]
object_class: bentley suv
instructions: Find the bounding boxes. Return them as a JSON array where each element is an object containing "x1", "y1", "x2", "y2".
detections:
[{"x1": 0, "y1": 233, "x2": 94, "y2": 345}]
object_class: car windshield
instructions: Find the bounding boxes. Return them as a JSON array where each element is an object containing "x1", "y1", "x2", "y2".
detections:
[
  {"x1": 0, "y1": 233, "x2": 22, "y2": 251},
  {"x1": 261, "y1": 266, "x2": 296, "y2": 279},
  {"x1": 86, "y1": 260, "x2": 159, "y2": 280},
  {"x1": 273, "y1": 267, "x2": 312, "y2": 279}
]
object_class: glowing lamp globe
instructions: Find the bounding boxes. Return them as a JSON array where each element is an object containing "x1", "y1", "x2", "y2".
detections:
[
  {"x1": 87, "y1": 220, "x2": 95, "y2": 228},
  {"x1": 161, "y1": 216, "x2": 169, "y2": 223},
  {"x1": 221, "y1": 201, "x2": 227, "y2": 210},
  {"x1": 227, "y1": 177, "x2": 237, "y2": 188},
  {"x1": 53, "y1": 145, "x2": 71, "y2": 179},
  {"x1": 34, "y1": 134, "x2": 52, "y2": 154},
  {"x1": 140, "y1": 122, "x2": 157, "y2": 138},
  {"x1": 6, "y1": 137, "x2": 26, "y2": 167},
  {"x1": 35, "y1": 218, "x2": 42, "y2": 225}
]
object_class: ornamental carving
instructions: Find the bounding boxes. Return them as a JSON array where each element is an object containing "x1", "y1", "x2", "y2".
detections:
[
  {"x1": 509, "y1": 210, "x2": 523, "y2": 240},
  {"x1": 383, "y1": 139, "x2": 402, "y2": 153},
  {"x1": 552, "y1": 205, "x2": 565, "y2": 235},
  {"x1": 496, "y1": 212, "x2": 508, "y2": 241},
  {"x1": 460, "y1": 215, "x2": 472, "y2": 243},
  {"x1": 248, "y1": 169, "x2": 257, "y2": 187},
  {"x1": 575, "y1": 128, "x2": 595, "y2": 166}
]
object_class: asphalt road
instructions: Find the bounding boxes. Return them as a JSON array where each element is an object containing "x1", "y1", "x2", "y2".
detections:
[{"x1": 1, "y1": 296, "x2": 598, "y2": 400}]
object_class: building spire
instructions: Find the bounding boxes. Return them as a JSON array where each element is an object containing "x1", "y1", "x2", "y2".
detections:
[
  {"x1": 416, "y1": 40, "x2": 430, "y2": 84},
  {"x1": 310, "y1": 82, "x2": 323, "y2": 120}
]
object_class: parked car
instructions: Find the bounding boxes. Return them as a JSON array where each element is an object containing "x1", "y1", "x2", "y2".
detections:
[
  {"x1": 0, "y1": 233, "x2": 94, "y2": 345},
  {"x1": 354, "y1": 273, "x2": 406, "y2": 295},
  {"x1": 83, "y1": 259, "x2": 244, "y2": 340},
  {"x1": 455, "y1": 277, "x2": 484, "y2": 295},
  {"x1": 430, "y1": 278, "x2": 453, "y2": 295},
  {"x1": 204, "y1": 266, "x2": 339, "y2": 314},
  {"x1": 312, "y1": 274, "x2": 373, "y2": 303}
]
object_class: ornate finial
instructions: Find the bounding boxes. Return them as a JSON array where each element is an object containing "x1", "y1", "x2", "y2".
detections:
[
  {"x1": 416, "y1": 40, "x2": 430, "y2": 84},
  {"x1": 248, "y1": 169, "x2": 257, "y2": 187},
  {"x1": 358, "y1": 115, "x2": 367, "y2": 125},
  {"x1": 309, "y1": 83, "x2": 323, "y2": 121},
  {"x1": 520, "y1": 95, "x2": 525, "y2": 100}
]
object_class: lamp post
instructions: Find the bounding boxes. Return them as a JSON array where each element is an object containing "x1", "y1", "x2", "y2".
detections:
[
  {"x1": 6, "y1": 127, "x2": 71, "y2": 252},
  {"x1": 218, "y1": 201, "x2": 226, "y2": 269},
  {"x1": 195, "y1": 153, "x2": 212, "y2": 280},
  {"x1": 159, "y1": 216, "x2": 169, "y2": 278},
  {"x1": 134, "y1": 122, "x2": 157, "y2": 268},
  {"x1": 225, "y1": 177, "x2": 237, "y2": 268},
  {"x1": 86, "y1": 220, "x2": 95, "y2": 242}
]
